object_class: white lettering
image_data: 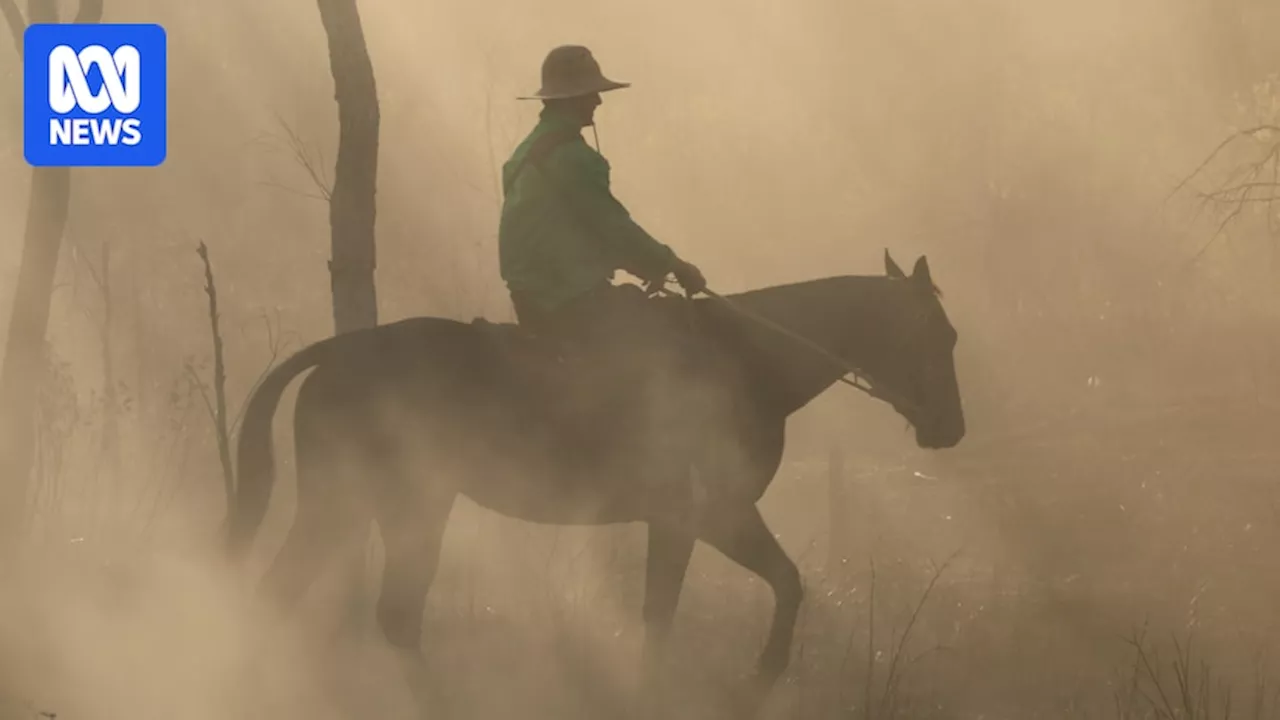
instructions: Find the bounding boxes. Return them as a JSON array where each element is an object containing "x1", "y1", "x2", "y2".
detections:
[
  {"x1": 91, "y1": 116, "x2": 121, "y2": 144},
  {"x1": 120, "y1": 118, "x2": 142, "y2": 146},
  {"x1": 72, "y1": 118, "x2": 91, "y2": 144},
  {"x1": 49, "y1": 118, "x2": 71, "y2": 144},
  {"x1": 48, "y1": 43, "x2": 141, "y2": 115},
  {"x1": 49, "y1": 117, "x2": 144, "y2": 146}
]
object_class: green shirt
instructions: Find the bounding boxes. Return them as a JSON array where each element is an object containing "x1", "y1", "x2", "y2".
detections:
[{"x1": 498, "y1": 108, "x2": 678, "y2": 313}]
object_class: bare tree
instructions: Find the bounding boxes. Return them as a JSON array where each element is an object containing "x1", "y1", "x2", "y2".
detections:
[
  {"x1": 315, "y1": 0, "x2": 381, "y2": 628},
  {"x1": 317, "y1": 0, "x2": 380, "y2": 333},
  {"x1": 0, "y1": 0, "x2": 104, "y2": 556}
]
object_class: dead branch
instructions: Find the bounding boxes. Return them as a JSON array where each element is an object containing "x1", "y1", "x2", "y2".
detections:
[
  {"x1": 875, "y1": 549, "x2": 960, "y2": 719},
  {"x1": 1167, "y1": 125, "x2": 1280, "y2": 202},
  {"x1": 262, "y1": 112, "x2": 333, "y2": 202},
  {"x1": 1172, "y1": 125, "x2": 1280, "y2": 261},
  {"x1": 1194, "y1": 181, "x2": 1280, "y2": 203},
  {"x1": 195, "y1": 241, "x2": 234, "y2": 518},
  {"x1": 254, "y1": 179, "x2": 328, "y2": 203},
  {"x1": 1116, "y1": 621, "x2": 1249, "y2": 720}
]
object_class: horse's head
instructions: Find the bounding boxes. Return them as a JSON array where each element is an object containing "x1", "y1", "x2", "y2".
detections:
[{"x1": 864, "y1": 250, "x2": 965, "y2": 450}]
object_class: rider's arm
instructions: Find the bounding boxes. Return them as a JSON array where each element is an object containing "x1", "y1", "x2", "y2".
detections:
[{"x1": 547, "y1": 143, "x2": 679, "y2": 282}]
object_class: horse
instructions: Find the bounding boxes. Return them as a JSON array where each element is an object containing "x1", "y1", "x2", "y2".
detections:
[{"x1": 224, "y1": 250, "x2": 965, "y2": 712}]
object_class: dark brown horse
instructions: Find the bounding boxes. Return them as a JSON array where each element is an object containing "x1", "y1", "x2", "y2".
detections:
[{"x1": 225, "y1": 251, "x2": 965, "y2": 710}]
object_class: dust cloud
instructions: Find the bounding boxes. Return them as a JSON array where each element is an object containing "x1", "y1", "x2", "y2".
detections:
[{"x1": 2, "y1": 0, "x2": 1280, "y2": 717}]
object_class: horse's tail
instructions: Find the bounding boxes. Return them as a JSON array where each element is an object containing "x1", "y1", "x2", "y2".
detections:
[{"x1": 225, "y1": 336, "x2": 336, "y2": 563}]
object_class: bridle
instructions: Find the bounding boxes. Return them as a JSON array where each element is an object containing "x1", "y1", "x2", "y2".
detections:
[{"x1": 650, "y1": 280, "x2": 927, "y2": 417}]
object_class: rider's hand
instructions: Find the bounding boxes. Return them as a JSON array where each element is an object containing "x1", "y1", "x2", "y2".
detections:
[{"x1": 671, "y1": 259, "x2": 707, "y2": 296}]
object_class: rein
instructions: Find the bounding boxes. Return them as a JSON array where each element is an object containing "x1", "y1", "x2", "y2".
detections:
[{"x1": 652, "y1": 282, "x2": 918, "y2": 414}]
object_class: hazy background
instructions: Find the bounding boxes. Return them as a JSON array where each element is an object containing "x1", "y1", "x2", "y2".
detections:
[{"x1": 1, "y1": 0, "x2": 1279, "y2": 717}]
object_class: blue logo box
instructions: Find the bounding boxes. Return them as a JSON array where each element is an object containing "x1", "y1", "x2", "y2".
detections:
[{"x1": 23, "y1": 23, "x2": 167, "y2": 167}]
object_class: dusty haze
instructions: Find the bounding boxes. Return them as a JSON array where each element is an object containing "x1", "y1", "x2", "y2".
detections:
[{"x1": 2, "y1": 0, "x2": 1280, "y2": 717}]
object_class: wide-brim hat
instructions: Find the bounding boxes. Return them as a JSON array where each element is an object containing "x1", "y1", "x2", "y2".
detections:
[{"x1": 517, "y1": 45, "x2": 631, "y2": 100}]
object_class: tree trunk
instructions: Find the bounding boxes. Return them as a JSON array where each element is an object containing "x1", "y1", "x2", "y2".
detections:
[
  {"x1": 0, "y1": 0, "x2": 104, "y2": 556},
  {"x1": 315, "y1": 0, "x2": 380, "y2": 631},
  {"x1": 0, "y1": 168, "x2": 70, "y2": 548},
  {"x1": 318, "y1": 0, "x2": 380, "y2": 334}
]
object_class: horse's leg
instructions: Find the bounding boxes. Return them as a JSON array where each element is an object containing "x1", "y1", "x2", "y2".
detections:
[
  {"x1": 370, "y1": 458, "x2": 457, "y2": 719},
  {"x1": 640, "y1": 522, "x2": 696, "y2": 674},
  {"x1": 372, "y1": 480, "x2": 456, "y2": 651},
  {"x1": 696, "y1": 503, "x2": 803, "y2": 693},
  {"x1": 636, "y1": 521, "x2": 695, "y2": 713},
  {"x1": 256, "y1": 425, "x2": 372, "y2": 617}
]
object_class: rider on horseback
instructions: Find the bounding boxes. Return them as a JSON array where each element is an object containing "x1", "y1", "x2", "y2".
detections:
[{"x1": 498, "y1": 45, "x2": 707, "y2": 354}]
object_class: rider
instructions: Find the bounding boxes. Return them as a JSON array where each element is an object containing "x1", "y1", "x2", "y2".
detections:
[{"x1": 498, "y1": 45, "x2": 707, "y2": 355}]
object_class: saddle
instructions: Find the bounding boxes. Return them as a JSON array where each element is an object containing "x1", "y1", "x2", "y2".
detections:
[
  {"x1": 470, "y1": 317, "x2": 628, "y2": 423},
  {"x1": 471, "y1": 317, "x2": 562, "y2": 363}
]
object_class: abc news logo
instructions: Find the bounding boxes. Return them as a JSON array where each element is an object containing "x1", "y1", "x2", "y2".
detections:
[
  {"x1": 48, "y1": 43, "x2": 143, "y2": 147},
  {"x1": 23, "y1": 23, "x2": 167, "y2": 167}
]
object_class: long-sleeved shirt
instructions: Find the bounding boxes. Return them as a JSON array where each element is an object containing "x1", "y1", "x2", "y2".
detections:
[{"x1": 498, "y1": 108, "x2": 677, "y2": 314}]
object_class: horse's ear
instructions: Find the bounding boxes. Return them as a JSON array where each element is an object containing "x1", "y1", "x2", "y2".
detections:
[
  {"x1": 884, "y1": 249, "x2": 906, "y2": 279},
  {"x1": 911, "y1": 255, "x2": 933, "y2": 288}
]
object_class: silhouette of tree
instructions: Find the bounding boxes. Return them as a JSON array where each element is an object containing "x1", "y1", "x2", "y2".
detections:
[
  {"x1": 317, "y1": 0, "x2": 380, "y2": 334},
  {"x1": 314, "y1": 0, "x2": 382, "y2": 630},
  {"x1": 0, "y1": 0, "x2": 104, "y2": 557}
]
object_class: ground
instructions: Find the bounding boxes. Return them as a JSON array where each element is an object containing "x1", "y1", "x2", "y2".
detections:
[{"x1": 2, "y1": 393, "x2": 1278, "y2": 719}]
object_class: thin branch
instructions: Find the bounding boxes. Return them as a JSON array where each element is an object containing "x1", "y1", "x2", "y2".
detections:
[
  {"x1": 1167, "y1": 124, "x2": 1280, "y2": 203},
  {"x1": 195, "y1": 241, "x2": 235, "y2": 515},
  {"x1": 185, "y1": 363, "x2": 216, "y2": 426},
  {"x1": 1225, "y1": 196, "x2": 1280, "y2": 206},
  {"x1": 69, "y1": 236, "x2": 105, "y2": 292},
  {"x1": 1125, "y1": 624, "x2": 1180, "y2": 719},
  {"x1": 1194, "y1": 181, "x2": 1280, "y2": 203},
  {"x1": 1189, "y1": 199, "x2": 1251, "y2": 263},
  {"x1": 1176, "y1": 127, "x2": 1280, "y2": 262},
  {"x1": 270, "y1": 112, "x2": 334, "y2": 201},
  {"x1": 1195, "y1": 142, "x2": 1280, "y2": 212},
  {"x1": 876, "y1": 549, "x2": 960, "y2": 719},
  {"x1": 254, "y1": 179, "x2": 329, "y2": 204}
]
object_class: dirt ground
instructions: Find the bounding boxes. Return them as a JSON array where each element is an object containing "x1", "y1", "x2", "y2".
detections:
[
  {"x1": 2, "y1": 378, "x2": 1277, "y2": 720},
  {"x1": 295, "y1": 393, "x2": 1280, "y2": 719}
]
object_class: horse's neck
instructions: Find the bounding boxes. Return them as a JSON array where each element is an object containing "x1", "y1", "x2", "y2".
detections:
[{"x1": 709, "y1": 276, "x2": 891, "y2": 413}]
